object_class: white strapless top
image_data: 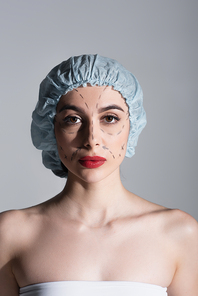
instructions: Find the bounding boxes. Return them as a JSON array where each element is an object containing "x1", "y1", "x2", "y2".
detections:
[{"x1": 19, "y1": 281, "x2": 168, "y2": 296}]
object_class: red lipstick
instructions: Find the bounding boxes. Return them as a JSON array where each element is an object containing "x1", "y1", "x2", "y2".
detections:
[{"x1": 78, "y1": 156, "x2": 106, "y2": 168}]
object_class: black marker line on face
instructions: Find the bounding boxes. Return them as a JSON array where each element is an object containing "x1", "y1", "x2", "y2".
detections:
[
  {"x1": 100, "y1": 129, "x2": 105, "y2": 133},
  {"x1": 84, "y1": 102, "x2": 89, "y2": 109},
  {"x1": 121, "y1": 144, "x2": 125, "y2": 150},
  {"x1": 91, "y1": 120, "x2": 94, "y2": 140},
  {"x1": 108, "y1": 150, "x2": 115, "y2": 159},
  {"x1": 60, "y1": 146, "x2": 63, "y2": 150},
  {"x1": 107, "y1": 133, "x2": 113, "y2": 136},
  {"x1": 79, "y1": 94, "x2": 84, "y2": 99},
  {"x1": 102, "y1": 145, "x2": 109, "y2": 150},
  {"x1": 64, "y1": 155, "x2": 67, "y2": 159},
  {"x1": 74, "y1": 89, "x2": 78, "y2": 92},
  {"x1": 96, "y1": 103, "x2": 98, "y2": 109},
  {"x1": 71, "y1": 147, "x2": 81, "y2": 161},
  {"x1": 117, "y1": 130, "x2": 122, "y2": 135}
]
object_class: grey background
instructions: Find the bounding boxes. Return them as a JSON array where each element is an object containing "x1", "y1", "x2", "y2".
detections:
[{"x1": 0, "y1": 0, "x2": 197, "y2": 221}]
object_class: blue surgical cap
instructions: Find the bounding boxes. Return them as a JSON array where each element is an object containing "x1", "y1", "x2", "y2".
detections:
[{"x1": 31, "y1": 54, "x2": 146, "y2": 177}]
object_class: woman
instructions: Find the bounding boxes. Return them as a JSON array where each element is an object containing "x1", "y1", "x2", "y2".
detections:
[{"x1": 0, "y1": 54, "x2": 197, "y2": 296}]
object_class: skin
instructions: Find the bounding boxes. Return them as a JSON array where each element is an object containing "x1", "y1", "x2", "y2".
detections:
[{"x1": 0, "y1": 85, "x2": 198, "y2": 296}]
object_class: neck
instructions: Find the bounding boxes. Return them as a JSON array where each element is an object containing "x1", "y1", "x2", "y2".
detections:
[{"x1": 55, "y1": 168, "x2": 132, "y2": 228}]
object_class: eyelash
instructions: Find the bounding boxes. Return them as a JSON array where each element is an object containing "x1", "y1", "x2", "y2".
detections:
[{"x1": 62, "y1": 114, "x2": 120, "y2": 125}]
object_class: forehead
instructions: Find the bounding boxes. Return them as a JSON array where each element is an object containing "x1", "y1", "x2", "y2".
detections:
[{"x1": 57, "y1": 85, "x2": 128, "y2": 111}]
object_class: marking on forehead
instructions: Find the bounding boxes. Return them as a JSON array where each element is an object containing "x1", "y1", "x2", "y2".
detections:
[
  {"x1": 73, "y1": 88, "x2": 84, "y2": 99},
  {"x1": 97, "y1": 85, "x2": 108, "y2": 101},
  {"x1": 84, "y1": 102, "x2": 89, "y2": 109}
]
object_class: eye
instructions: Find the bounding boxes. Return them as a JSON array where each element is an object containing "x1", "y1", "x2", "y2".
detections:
[
  {"x1": 102, "y1": 115, "x2": 120, "y2": 124},
  {"x1": 63, "y1": 116, "x2": 82, "y2": 124}
]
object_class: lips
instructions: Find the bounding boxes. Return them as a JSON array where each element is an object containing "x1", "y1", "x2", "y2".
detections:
[{"x1": 78, "y1": 156, "x2": 106, "y2": 168}]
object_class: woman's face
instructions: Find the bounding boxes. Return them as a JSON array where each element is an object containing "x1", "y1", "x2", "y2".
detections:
[{"x1": 54, "y1": 85, "x2": 130, "y2": 183}]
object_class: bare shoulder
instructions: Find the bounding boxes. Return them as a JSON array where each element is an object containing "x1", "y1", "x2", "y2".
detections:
[
  {"x1": 0, "y1": 206, "x2": 44, "y2": 247},
  {"x1": 161, "y1": 209, "x2": 198, "y2": 294},
  {"x1": 162, "y1": 208, "x2": 198, "y2": 242}
]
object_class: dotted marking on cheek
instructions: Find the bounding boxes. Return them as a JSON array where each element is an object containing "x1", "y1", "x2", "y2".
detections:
[
  {"x1": 71, "y1": 147, "x2": 81, "y2": 161},
  {"x1": 117, "y1": 124, "x2": 125, "y2": 135},
  {"x1": 60, "y1": 146, "x2": 63, "y2": 150},
  {"x1": 108, "y1": 150, "x2": 115, "y2": 159},
  {"x1": 64, "y1": 155, "x2": 67, "y2": 159},
  {"x1": 100, "y1": 129, "x2": 105, "y2": 133},
  {"x1": 79, "y1": 94, "x2": 84, "y2": 99},
  {"x1": 68, "y1": 132, "x2": 75, "y2": 134},
  {"x1": 119, "y1": 154, "x2": 121, "y2": 157},
  {"x1": 107, "y1": 133, "x2": 113, "y2": 136},
  {"x1": 121, "y1": 144, "x2": 125, "y2": 150},
  {"x1": 96, "y1": 103, "x2": 99, "y2": 109},
  {"x1": 102, "y1": 146, "x2": 115, "y2": 159}
]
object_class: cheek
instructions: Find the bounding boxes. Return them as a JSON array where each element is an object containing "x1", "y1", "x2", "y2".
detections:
[{"x1": 103, "y1": 124, "x2": 129, "y2": 159}]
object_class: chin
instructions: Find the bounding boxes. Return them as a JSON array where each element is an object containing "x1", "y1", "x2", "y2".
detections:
[{"x1": 67, "y1": 167, "x2": 119, "y2": 185}]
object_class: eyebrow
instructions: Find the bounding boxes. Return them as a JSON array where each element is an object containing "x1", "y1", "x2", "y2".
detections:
[
  {"x1": 58, "y1": 104, "x2": 125, "y2": 114},
  {"x1": 98, "y1": 105, "x2": 125, "y2": 113},
  {"x1": 58, "y1": 104, "x2": 84, "y2": 113}
]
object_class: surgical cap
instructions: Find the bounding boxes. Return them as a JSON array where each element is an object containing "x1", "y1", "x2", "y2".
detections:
[{"x1": 31, "y1": 54, "x2": 147, "y2": 178}]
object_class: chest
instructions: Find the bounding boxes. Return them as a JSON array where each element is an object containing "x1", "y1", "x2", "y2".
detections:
[{"x1": 15, "y1": 222, "x2": 175, "y2": 287}]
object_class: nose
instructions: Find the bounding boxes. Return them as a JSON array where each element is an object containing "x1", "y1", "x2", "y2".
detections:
[{"x1": 82, "y1": 119, "x2": 101, "y2": 148}]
